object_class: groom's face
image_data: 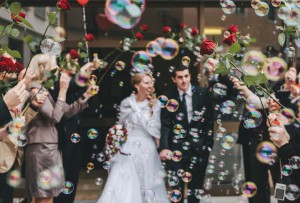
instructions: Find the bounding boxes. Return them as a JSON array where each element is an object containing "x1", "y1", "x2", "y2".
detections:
[{"x1": 172, "y1": 69, "x2": 191, "y2": 92}]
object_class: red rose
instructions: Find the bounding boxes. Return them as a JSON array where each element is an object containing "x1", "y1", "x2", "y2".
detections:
[
  {"x1": 200, "y1": 39, "x2": 216, "y2": 56},
  {"x1": 223, "y1": 33, "x2": 237, "y2": 46},
  {"x1": 84, "y1": 33, "x2": 95, "y2": 41},
  {"x1": 0, "y1": 56, "x2": 15, "y2": 72},
  {"x1": 14, "y1": 62, "x2": 24, "y2": 73},
  {"x1": 70, "y1": 49, "x2": 79, "y2": 59},
  {"x1": 191, "y1": 28, "x2": 199, "y2": 36},
  {"x1": 56, "y1": 0, "x2": 71, "y2": 11},
  {"x1": 180, "y1": 23, "x2": 186, "y2": 29},
  {"x1": 162, "y1": 26, "x2": 171, "y2": 34},
  {"x1": 11, "y1": 11, "x2": 26, "y2": 23},
  {"x1": 135, "y1": 32, "x2": 143, "y2": 40},
  {"x1": 140, "y1": 24, "x2": 148, "y2": 31},
  {"x1": 228, "y1": 25, "x2": 239, "y2": 34}
]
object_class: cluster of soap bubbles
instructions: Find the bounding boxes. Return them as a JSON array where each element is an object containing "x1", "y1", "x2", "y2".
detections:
[
  {"x1": 38, "y1": 166, "x2": 64, "y2": 190},
  {"x1": 157, "y1": 95, "x2": 180, "y2": 112},
  {"x1": 278, "y1": 4, "x2": 300, "y2": 27},
  {"x1": 7, "y1": 117, "x2": 28, "y2": 147},
  {"x1": 146, "y1": 38, "x2": 179, "y2": 60},
  {"x1": 251, "y1": 0, "x2": 270, "y2": 17},
  {"x1": 105, "y1": 0, "x2": 146, "y2": 29}
]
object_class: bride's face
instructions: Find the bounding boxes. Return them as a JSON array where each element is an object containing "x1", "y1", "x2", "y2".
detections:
[{"x1": 135, "y1": 75, "x2": 154, "y2": 96}]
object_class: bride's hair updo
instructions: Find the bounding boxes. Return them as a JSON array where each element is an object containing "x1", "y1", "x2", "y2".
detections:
[{"x1": 131, "y1": 73, "x2": 156, "y2": 108}]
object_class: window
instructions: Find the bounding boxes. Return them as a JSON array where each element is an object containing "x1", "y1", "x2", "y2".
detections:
[{"x1": 34, "y1": 7, "x2": 45, "y2": 19}]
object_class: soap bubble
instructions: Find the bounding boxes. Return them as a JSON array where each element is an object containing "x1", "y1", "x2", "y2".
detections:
[{"x1": 256, "y1": 141, "x2": 278, "y2": 165}]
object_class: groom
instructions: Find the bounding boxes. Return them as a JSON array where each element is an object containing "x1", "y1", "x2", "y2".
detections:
[{"x1": 159, "y1": 64, "x2": 214, "y2": 203}]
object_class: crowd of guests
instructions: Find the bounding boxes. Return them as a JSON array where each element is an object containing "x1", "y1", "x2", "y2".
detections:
[
  {"x1": 0, "y1": 52, "x2": 99, "y2": 203},
  {"x1": 0, "y1": 47, "x2": 299, "y2": 203}
]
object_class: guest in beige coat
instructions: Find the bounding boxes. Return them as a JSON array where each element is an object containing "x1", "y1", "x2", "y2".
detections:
[
  {"x1": 0, "y1": 53, "x2": 48, "y2": 203},
  {"x1": 24, "y1": 54, "x2": 99, "y2": 203}
]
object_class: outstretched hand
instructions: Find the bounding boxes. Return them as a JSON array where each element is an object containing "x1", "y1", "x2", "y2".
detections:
[{"x1": 3, "y1": 79, "x2": 27, "y2": 110}]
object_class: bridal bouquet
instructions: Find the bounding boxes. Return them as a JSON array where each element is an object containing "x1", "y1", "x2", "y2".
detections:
[{"x1": 105, "y1": 124, "x2": 128, "y2": 160}]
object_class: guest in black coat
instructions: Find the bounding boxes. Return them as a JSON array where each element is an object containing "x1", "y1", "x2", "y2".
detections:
[
  {"x1": 52, "y1": 58, "x2": 99, "y2": 203},
  {"x1": 269, "y1": 116, "x2": 300, "y2": 203},
  {"x1": 159, "y1": 64, "x2": 214, "y2": 203},
  {"x1": 231, "y1": 75, "x2": 282, "y2": 203},
  {"x1": 268, "y1": 67, "x2": 300, "y2": 203}
]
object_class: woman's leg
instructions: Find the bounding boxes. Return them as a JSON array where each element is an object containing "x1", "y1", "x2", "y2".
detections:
[{"x1": 35, "y1": 197, "x2": 53, "y2": 203}]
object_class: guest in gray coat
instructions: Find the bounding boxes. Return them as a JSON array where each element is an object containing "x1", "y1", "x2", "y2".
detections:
[{"x1": 24, "y1": 54, "x2": 99, "y2": 203}]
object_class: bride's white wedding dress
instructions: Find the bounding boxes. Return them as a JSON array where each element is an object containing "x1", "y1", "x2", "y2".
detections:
[{"x1": 97, "y1": 94, "x2": 169, "y2": 203}]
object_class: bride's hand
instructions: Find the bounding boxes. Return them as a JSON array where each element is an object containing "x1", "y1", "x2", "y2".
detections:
[
  {"x1": 159, "y1": 149, "x2": 172, "y2": 161},
  {"x1": 154, "y1": 138, "x2": 160, "y2": 147}
]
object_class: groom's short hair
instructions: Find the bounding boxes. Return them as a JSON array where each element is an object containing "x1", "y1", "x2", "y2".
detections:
[{"x1": 172, "y1": 64, "x2": 191, "y2": 78}]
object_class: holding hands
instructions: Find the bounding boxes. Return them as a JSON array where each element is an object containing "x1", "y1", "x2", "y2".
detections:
[{"x1": 159, "y1": 149, "x2": 172, "y2": 161}]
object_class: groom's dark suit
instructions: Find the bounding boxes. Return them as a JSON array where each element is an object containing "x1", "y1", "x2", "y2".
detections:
[{"x1": 160, "y1": 85, "x2": 214, "y2": 203}]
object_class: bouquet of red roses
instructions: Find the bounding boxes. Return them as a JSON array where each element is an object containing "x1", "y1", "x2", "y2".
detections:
[{"x1": 105, "y1": 124, "x2": 128, "y2": 160}]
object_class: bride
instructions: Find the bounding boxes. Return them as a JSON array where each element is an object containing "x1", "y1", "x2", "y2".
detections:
[{"x1": 97, "y1": 73, "x2": 169, "y2": 203}]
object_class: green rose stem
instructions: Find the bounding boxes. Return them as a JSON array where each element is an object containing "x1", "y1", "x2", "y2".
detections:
[
  {"x1": 253, "y1": 85, "x2": 271, "y2": 126},
  {"x1": 22, "y1": 70, "x2": 58, "y2": 116},
  {"x1": 0, "y1": 0, "x2": 8, "y2": 8},
  {"x1": 97, "y1": 52, "x2": 123, "y2": 85},
  {"x1": 2, "y1": 71, "x2": 7, "y2": 81},
  {"x1": 219, "y1": 54, "x2": 296, "y2": 125},
  {"x1": 131, "y1": 29, "x2": 136, "y2": 40},
  {"x1": 224, "y1": 55, "x2": 283, "y2": 107},
  {"x1": 103, "y1": 48, "x2": 119, "y2": 61},
  {"x1": 21, "y1": 86, "x2": 43, "y2": 116},
  {"x1": 220, "y1": 54, "x2": 283, "y2": 126},
  {"x1": 0, "y1": 22, "x2": 14, "y2": 41},
  {"x1": 23, "y1": 10, "x2": 60, "y2": 79},
  {"x1": 40, "y1": 10, "x2": 60, "y2": 46}
]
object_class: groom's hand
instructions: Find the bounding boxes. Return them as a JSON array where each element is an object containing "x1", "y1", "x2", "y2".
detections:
[{"x1": 159, "y1": 149, "x2": 172, "y2": 161}]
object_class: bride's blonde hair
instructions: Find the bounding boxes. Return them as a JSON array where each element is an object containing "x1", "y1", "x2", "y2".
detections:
[{"x1": 131, "y1": 73, "x2": 156, "y2": 108}]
